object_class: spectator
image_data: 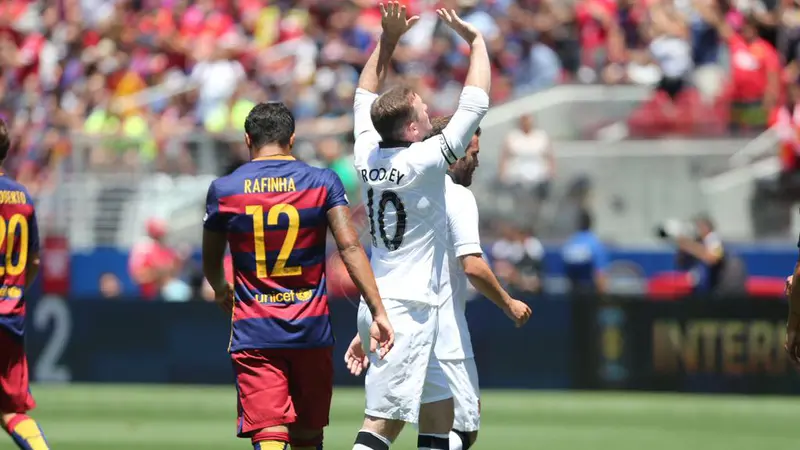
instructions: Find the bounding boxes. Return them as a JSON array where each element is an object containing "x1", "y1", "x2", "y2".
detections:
[
  {"x1": 129, "y1": 217, "x2": 184, "y2": 301},
  {"x1": 696, "y1": 3, "x2": 780, "y2": 132},
  {"x1": 561, "y1": 209, "x2": 609, "y2": 295},
  {"x1": 647, "y1": 2, "x2": 694, "y2": 101},
  {"x1": 99, "y1": 272, "x2": 122, "y2": 300},
  {"x1": 672, "y1": 214, "x2": 724, "y2": 291},
  {"x1": 498, "y1": 114, "x2": 554, "y2": 205},
  {"x1": 491, "y1": 221, "x2": 545, "y2": 296}
]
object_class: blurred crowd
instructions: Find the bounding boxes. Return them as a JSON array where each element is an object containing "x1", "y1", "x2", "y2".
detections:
[{"x1": 4, "y1": 0, "x2": 799, "y2": 197}]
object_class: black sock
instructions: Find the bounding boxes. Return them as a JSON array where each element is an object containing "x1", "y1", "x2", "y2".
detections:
[
  {"x1": 417, "y1": 433, "x2": 449, "y2": 450},
  {"x1": 452, "y1": 429, "x2": 473, "y2": 450}
]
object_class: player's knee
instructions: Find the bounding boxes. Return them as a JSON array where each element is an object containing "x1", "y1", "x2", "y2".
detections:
[
  {"x1": 361, "y1": 415, "x2": 404, "y2": 442},
  {"x1": 1, "y1": 412, "x2": 17, "y2": 428},
  {"x1": 418, "y1": 397, "x2": 454, "y2": 434},
  {"x1": 288, "y1": 426, "x2": 323, "y2": 447}
]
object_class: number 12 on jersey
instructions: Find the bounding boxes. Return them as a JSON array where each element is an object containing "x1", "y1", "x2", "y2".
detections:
[
  {"x1": 366, "y1": 188, "x2": 406, "y2": 251},
  {"x1": 245, "y1": 204, "x2": 302, "y2": 279}
]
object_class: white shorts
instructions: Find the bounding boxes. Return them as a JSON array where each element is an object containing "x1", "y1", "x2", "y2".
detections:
[
  {"x1": 357, "y1": 299, "x2": 452, "y2": 424},
  {"x1": 440, "y1": 358, "x2": 481, "y2": 432}
]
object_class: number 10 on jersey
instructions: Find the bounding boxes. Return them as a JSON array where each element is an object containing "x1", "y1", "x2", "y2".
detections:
[{"x1": 366, "y1": 188, "x2": 406, "y2": 251}]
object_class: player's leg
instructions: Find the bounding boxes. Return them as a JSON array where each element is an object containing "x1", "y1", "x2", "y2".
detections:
[
  {"x1": 287, "y1": 347, "x2": 335, "y2": 450},
  {"x1": 231, "y1": 349, "x2": 294, "y2": 449},
  {"x1": 417, "y1": 355, "x2": 453, "y2": 450},
  {"x1": 0, "y1": 329, "x2": 48, "y2": 450},
  {"x1": 439, "y1": 359, "x2": 481, "y2": 450},
  {"x1": 353, "y1": 299, "x2": 435, "y2": 449},
  {"x1": 353, "y1": 416, "x2": 405, "y2": 450}
]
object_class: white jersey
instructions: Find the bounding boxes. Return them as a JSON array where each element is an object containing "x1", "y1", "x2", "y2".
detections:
[
  {"x1": 353, "y1": 86, "x2": 489, "y2": 304},
  {"x1": 435, "y1": 176, "x2": 482, "y2": 360}
]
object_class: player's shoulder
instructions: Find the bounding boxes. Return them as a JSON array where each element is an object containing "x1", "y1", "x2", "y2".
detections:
[
  {"x1": 0, "y1": 176, "x2": 34, "y2": 204},
  {"x1": 445, "y1": 176, "x2": 476, "y2": 203}
]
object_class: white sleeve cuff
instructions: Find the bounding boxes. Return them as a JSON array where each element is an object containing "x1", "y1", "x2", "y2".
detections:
[
  {"x1": 455, "y1": 243, "x2": 483, "y2": 258},
  {"x1": 356, "y1": 88, "x2": 379, "y2": 100},
  {"x1": 459, "y1": 86, "x2": 490, "y2": 112}
]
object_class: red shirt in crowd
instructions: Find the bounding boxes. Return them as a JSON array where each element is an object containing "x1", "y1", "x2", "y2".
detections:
[
  {"x1": 728, "y1": 33, "x2": 780, "y2": 102},
  {"x1": 575, "y1": 0, "x2": 617, "y2": 63},
  {"x1": 129, "y1": 219, "x2": 179, "y2": 300}
]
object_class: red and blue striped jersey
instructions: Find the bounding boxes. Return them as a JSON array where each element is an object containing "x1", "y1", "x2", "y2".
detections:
[
  {"x1": 204, "y1": 156, "x2": 349, "y2": 352},
  {"x1": 0, "y1": 175, "x2": 39, "y2": 338}
]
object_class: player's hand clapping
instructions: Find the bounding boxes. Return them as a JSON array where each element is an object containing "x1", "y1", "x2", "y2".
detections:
[
  {"x1": 344, "y1": 334, "x2": 369, "y2": 376},
  {"x1": 380, "y1": 1, "x2": 419, "y2": 40},
  {"x1": 369, "y1": 313, "x2": 395, "y2": 359},
  {"x1": 504, "y1": 299, "x2": 532, "y2": 328},
  {"x1": 436, "y1": 8, "x2": 481, "y2": 44},
  {"x1": 214, "y1": 282, "x2": 235, "y2": 314}
]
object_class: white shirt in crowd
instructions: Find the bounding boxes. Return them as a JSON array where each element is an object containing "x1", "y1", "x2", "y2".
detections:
[
  {"x1": 649, "y1": 35, "x2": 693, "y2": 79},
  {"x1": 503, "y1": 128, "x2": 552, "y2": 186}
]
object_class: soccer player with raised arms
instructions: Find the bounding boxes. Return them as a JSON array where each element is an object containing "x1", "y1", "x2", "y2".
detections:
[
  {"x1": 347, "y1": 116, "x2": 532, "y2": 450},
  {"x1": 351, "y1": 3, "x2": 491, "y2": 450},
  {"x1": 0, "y1": 119, "x2": 49, "y2": 450},
  {"x1": 202, "y1": 103, "x2": 394, "y2": 450}
]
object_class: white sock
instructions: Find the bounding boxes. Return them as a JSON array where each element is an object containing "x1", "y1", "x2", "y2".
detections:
[
  {"x1": 449, "y1": 431, "x2": 464, "y2": 450},
  {"x1": 354, "y1": 430, "x2": 391, "y2": 450},
  {"x1": 418, "y1": 433, "x2": 449, "y2": 450}
]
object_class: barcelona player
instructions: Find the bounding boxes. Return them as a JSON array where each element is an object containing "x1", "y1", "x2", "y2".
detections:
[
  {"x1": 0, "y1": 119, "x2": 49, "y2": 450},
  {"x1": 202, "y1": 102, "x2": 394, "y2": 450}
]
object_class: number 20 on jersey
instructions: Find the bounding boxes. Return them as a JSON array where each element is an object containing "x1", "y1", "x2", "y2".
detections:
[{"x1": 0, "y1": 214, "x2": 29, "y2": 276}]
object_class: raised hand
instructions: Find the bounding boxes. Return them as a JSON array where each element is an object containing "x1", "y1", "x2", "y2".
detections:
[
  {"x1": 380, "y1": 1, "x2": 420, "y2": 40},
  {"x1": 436, "y1": 8, "x2": 481, "y2": 44}
]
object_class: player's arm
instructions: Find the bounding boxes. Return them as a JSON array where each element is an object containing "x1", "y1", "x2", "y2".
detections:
[
  {"x1": 433, "y1": 10, "x2": 491, "y2": 162},
  {"x1": 202, "y1": 182, "x2": 233, "y2": 312},
  {"x1": 355, "y1": 2, "x2": 419, "y2": 140},
  {"x1": 25, "y1": 207, "x2": 40, "y2": 291},
  {"x1": 324, "y1": 170, "x2": 394, "y2": 355},
  {"x1": 202, "y1": 230, "x2": 227, "y2": 295},
  {"x1": 327, "y1": 206, "x2": 385, "y2": 319},
  {"x1": 449, "y1": 188, "x2": 530, "y2": 326}
]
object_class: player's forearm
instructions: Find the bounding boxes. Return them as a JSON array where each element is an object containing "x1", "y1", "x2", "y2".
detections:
[
  {"x1": 462, "y1": 256, "x2": 513, "y2": 311},
  {"x1": 202, "y1": 230, "x2": 227, "y2": 292},
  {"x1": 358, "y1": 33, "x2": 401, "y2": 94},
  {"x1": 791, "y1": 262, "x2": 800, "y2": 315},
  {"x1": 339, "y1": 245, "x2": 386, "y2": 317},
  {"x1": 441, "y1": 86, "x2": 490, "y2": 159},
  {"x1": 464, "y1": 36, "x2": 491, "y2": 93}
]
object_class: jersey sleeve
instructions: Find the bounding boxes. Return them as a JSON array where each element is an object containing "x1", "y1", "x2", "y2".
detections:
[
  {"x1": 447, "y1": 184, "x2": 482, "y2": 258},
  {"x1": 324, "y1": 169, "x2": 349, "y2": 211},
  {"x1": 203, "y1": 181, "x2": 230, "y2": 232},
  {"x1": 353, "y1": 88, "x2": 380, "y2": 142},
  {"x1": 407, "y1": 86, "x2": 490, "y2": 173},
  {"x1": 28, "y1": 208, "x2": 39, "y2": 254}
]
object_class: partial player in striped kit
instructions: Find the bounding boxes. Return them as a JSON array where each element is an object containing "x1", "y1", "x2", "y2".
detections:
[
  {"x1": 0, "y1": 119, "x2": 50, "y2": 450},
  {"x1": 203, "y1": 102, "x2": 393, "y2": 450}
]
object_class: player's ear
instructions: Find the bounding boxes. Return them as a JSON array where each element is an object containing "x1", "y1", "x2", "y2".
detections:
[
  {"x1": 244, "y1": 133, "x2": 252, "y2": 149},
  {"x1": 289, "y1": 133, "x2": 296, "y2": 150}
]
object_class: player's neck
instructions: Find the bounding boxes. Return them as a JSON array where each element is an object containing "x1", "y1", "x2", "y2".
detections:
[{"x1": 251, "y1": 146, "x2": 293, "y2": 161}]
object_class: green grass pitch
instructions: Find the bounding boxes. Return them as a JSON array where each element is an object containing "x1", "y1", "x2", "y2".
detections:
[{"x1": 8, "y1": 384, "x2": 800, "y2": 449}]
